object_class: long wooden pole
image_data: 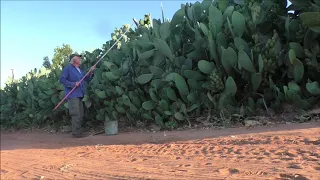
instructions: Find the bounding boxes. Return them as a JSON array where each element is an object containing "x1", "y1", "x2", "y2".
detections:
[{"x1": 53, "y1": 24, "x2": 133, "y2": 111}]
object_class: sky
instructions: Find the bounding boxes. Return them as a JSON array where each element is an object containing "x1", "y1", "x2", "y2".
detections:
[
  {"x1": 1, "y1": 0, "x2": 291, "y2": 88},
  {"x1": 0, "y1": 0, "x2": 196, "y2": 87}
]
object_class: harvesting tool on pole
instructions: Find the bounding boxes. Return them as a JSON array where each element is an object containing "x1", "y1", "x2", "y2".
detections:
[{"x1": 53, "y1": 24, "x2": 133, "y2": 111}]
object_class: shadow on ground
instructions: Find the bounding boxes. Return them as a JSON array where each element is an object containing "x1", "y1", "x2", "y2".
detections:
[{"x1": 1, "y1": 122, "x2": 319, "y2": 151}]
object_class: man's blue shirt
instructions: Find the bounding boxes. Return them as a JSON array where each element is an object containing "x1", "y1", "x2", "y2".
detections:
[{"x1": 60, "y1": 64, "x2": 92, "y2": 100}]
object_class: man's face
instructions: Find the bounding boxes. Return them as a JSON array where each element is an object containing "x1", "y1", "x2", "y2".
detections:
[{"x1": 73, "y1": 56, "x2": 82, "y2": 67}]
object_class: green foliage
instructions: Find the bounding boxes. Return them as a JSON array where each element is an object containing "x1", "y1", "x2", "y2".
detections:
[
  {"x1": 52, "y1": 44, "x2": 73, "y2": 69},
  {"x1": 139, "y1": 14, "x2": 152, "y2": 27},
  {"x1": 42, "y1": 56, "x2": 52, "y2": 69},
  {"x1": 1, "y1": 0, "x2": 320, "y2": 130}
]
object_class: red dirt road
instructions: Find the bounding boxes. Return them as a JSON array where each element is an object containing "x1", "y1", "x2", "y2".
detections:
[{"x1": 1, "y1": 122, "x2": 320, "y2": 180}]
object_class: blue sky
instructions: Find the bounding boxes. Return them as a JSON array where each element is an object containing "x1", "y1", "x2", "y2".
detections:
[{"x1": 1, "y1": 0, "x2": 196, "y2": 87}]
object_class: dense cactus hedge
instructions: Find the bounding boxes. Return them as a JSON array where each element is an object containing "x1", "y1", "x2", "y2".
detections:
[{"x1": 1, "y1": 0, "x2": 320, "y2": 130}]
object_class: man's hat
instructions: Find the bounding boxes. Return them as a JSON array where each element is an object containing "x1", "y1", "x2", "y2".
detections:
[{"x1": 69, "y1": 54, "x2": 82, "y2": 60}]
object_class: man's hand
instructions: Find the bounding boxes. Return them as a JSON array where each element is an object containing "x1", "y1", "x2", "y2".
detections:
[
  {"x1": 75, "y1": 82, "x2": 80, "y2": 87},
  {"x1": 90, "y1": 65, "x2": 96, "y2": 72},
  {"x1": 89, "y1": 65, "x2": 96, "y2": 76}
]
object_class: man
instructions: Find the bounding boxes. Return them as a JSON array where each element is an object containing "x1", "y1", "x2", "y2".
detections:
[{"x1": 60, "y1": 54, "x2": 95, "y2": 138}]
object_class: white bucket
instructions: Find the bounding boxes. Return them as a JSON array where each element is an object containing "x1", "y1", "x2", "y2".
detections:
[{"x1": 104, "y1": 120, "x2": 118, "y2": 135}]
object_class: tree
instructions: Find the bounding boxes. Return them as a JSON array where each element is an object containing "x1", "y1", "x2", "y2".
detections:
[
  {"x1": 52, "y1": 44, "x2": 73, "y2": 68},
  {"x1": 42, "y1": 56, "x2": 51, "y2": 69}
]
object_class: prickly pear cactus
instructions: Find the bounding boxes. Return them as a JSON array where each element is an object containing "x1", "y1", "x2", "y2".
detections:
[{"x1": 1, "y1": 0, "x2": 320, "y2": 130}]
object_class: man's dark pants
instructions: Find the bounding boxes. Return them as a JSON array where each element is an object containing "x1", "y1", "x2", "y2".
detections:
[{"x1": 68, "y1": 97, "x2": 84, "y2": 137}]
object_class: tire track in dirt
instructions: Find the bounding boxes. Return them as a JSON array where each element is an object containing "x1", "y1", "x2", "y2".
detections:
[
  {"x1": 1, "y1": 145, "x2": 223, "y2": 179},
  {"x1": 71, "y1": 127, "x2": 319, "y2": 179},
  {"x1": 1, "y1": 152, "x2": 69, "y2": 179},
  {"x1": 1, "y1": 123, "x2": 319, "y2": 179},
  {"x1": 66, "y1": 153, "x2": 221, "y2": 180},
  {"x1": 97, "y1": 139, "x2": 319, "y2": 164},
  {"x1": 90, "y1": 143, "x2": 319, "y2": 179}
]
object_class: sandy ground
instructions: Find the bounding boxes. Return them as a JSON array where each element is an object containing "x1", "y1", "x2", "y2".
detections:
[{"x1": 1, "y1": 122, "x2": 320, "y2": 180}]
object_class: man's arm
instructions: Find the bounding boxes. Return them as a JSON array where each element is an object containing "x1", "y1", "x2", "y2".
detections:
[
  {"x1": 84, "y1": 66, "x2": 95, "y2": 82},
  {"x1": 84, "y1": 71, "x2": 94, "y2": 82},
  {"x1": 60, "y1": 66, "x2": 76, "y2": 88}
]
